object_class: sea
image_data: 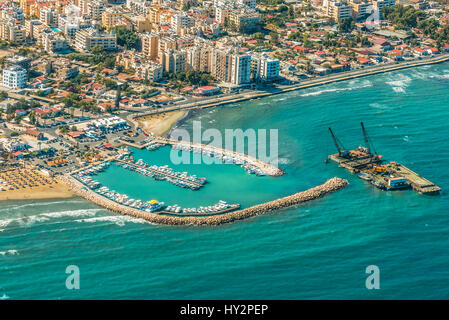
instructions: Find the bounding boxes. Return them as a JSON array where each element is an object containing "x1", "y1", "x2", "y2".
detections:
[{"x1": 1, "y1": 63, "x2": 449, "y2": 300}]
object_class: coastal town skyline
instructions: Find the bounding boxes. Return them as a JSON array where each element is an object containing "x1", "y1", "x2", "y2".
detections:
[{"x1": 1, "y1": 0, "x2": 449, "y2": 303}]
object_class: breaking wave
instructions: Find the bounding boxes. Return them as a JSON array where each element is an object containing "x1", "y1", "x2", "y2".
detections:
[
  {"x1": 0, "y1": 209, "x2": 102, "y2": 229},
  {"x1": 386, "y1": 74, "x2": 411, "y2": 93},
  {"x1": 75, "y1": 215, "x2": 149, "y2": 227},
  {"x1": 0, "y1": 250, "x2": 19, "y2": 256},
  {"x1": 300, "y1": 80, "x2": 372, "y2": 97}
]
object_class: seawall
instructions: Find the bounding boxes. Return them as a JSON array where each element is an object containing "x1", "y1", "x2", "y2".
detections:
[{"x1": 60, "y1": 175, "x2": 348, "y2": 226}]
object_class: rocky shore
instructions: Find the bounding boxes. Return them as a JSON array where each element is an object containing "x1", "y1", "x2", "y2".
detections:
[{"x1": 61, "y1": 175, "x2": 348, "y2": 226}]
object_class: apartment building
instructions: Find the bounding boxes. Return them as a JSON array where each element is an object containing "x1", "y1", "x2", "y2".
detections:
[
  {"x1": 228, "y1": 9, "x2": 260, "y2": 33},
  {"x1": 230, "y1": 53, "x2": 251, "y2": 85},
  {"x1": 171, "y1": 13, "x2": 194, "y2": 32},
  {"x1": 185, "y1": 47, "x2": 212, "y2": 73},
  {"x1": 159, "y1": 49, "x2": 186, "y2": 73},
  {"x1": 74, "y1": 28, "x2": 117, "y2": 52},
  {"x1": 41, "y1": 29, "x2": 69, "y2": 53},
  {"x1": 325, "y1": 1, "x2": 353, "y2": 20},
  {"x1": 251, "y1": 54, "x2": 280, "y2": 81},
  {"x1": 2, "y1": 65, "x2": 27, "y2": 89},
  {"x1": 0, "y1": 21, "x2": 26, "y2": 43},
  {"x1": 102, "y1": 9, "x2": 123, "y2": 29},
  {"x1": 40, "y1": 6, "x2": 58, "y2": 27},
  {"x1": 87, "y1": 0, "x2": 105, "y2": 21},
  {"x1": 349, "y1": 0, "x2": 372, "y2": 20},
  {"x1": 141, "y1": 33, "x2": 160, "y2": 59}
]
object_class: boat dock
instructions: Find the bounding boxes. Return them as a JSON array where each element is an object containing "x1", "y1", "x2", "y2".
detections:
[
  {"x1": 115, "y1": 159, "x2": 204, "y2": 188},
  {"x1": 158, "y1": 204, "x2": 241, "y2": 217},
  {"x1": 328, "y1": 123, "x2": 441, "y2": 195}
]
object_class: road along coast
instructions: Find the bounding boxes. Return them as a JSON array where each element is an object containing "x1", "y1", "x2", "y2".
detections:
[
  {"x1": 132, "y1": 54, "x2": 449, "y2": 121},
  {"x1": 60, "y1": 175, "x2": 348, "y2": 226}
]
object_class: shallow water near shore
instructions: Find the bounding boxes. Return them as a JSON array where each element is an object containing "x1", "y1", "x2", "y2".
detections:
[{"x1": 2, "y1": 63, "x2": 449, "y2": 299}]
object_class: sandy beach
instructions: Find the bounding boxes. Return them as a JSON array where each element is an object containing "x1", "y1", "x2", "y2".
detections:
[
  {"x1": 0, "y1": 168, "x2": 74, "y2": 201},
  {"x1": 136, "y1": 110, "x2": 187, "y2": 136}
]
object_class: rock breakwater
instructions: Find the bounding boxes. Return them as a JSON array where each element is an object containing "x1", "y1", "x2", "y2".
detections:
[{"x1": 61, "y1": 175, "x2": 348, "y2": 226}]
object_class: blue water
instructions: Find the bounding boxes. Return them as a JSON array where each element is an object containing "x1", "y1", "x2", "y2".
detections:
[{"x1": 2, "y1": 64, "x2": 449, "y2": 299}]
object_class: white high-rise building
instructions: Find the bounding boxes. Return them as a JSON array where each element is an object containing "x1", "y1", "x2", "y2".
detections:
[
  {"x1": 251, "y1": 54, "x2": 280, "y2": 81},
  {"x1": 2, "y1": 65, "x2": 27, "y2": 89},
  {"x1": 230, "y1": 54, "x2": 251, "y2": 85},
  {"x1": 40, "y1": 6, "x2": 58, "y2": 27},
  {"x1": 171, "y1": 13, "x2": 194, "y2": 31},
  {"x1": 237, "y1": 0, "x2": 257, "y2": 9}
]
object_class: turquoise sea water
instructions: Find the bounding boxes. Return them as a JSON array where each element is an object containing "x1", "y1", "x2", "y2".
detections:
[{"x1": 2, "y1": 64, "x2": 449, "y2": 299}]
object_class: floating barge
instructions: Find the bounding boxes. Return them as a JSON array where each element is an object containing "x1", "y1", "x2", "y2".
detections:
[{"x1": 328, "y1": 123, "x2": 441, "y2": 195}]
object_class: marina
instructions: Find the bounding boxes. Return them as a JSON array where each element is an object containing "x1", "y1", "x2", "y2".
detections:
[
  {"x1": 70, "y1": 159, "x2": 241, "y2": 216},
  {"x1": 328, "y1": 123, "x2": 441, "y2": 195},
  {"x1": 115, "y1": 156, "x2": 207, "y2": 190}
]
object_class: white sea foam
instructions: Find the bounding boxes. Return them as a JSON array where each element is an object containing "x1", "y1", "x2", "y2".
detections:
[
  {"x1": 40, "y1": 209, "x2": 102, "y2": 219},
  {"x1": 386, "y1": 74, "x2": 411, "y2": 93},
  {"x1": 392, "y1": 87, "x2": 406, "y2": 93},
  {"x1": 0, "y1": 294, "x2": 9, "y2": 300},
  {"x1": 0, "y1": 250, "x2": 18, "y2": 256},
  {"x1": 75, "y1": 215, "x2": 148, "y2": 227},
  {"x1": 0, "y1": 199, "x2": 85, "y2": 213},
  {"x1": 430, "y1": 73, "x2": 449, "y2": 80},
  {"x1": 0, "y1": 209, "x2": 102, "y2": 230},
  {"x1": 369, "y1": 103, "x2": 388, "y2": 110},
  {"x1": 278, "y1": 158, "x2": 290, "y2": 165},
  {"x1": 300, "y1": 80, "x2": 372, "y2": 97}
]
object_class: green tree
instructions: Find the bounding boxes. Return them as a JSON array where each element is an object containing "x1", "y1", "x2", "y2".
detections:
[{"x1": 114, "y1": 26, "x2": 140, "y2": 50}]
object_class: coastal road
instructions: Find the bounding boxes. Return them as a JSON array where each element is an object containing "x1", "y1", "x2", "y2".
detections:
[{"x1": 129, "y1": 53, "x2": 449, "y2": 120}]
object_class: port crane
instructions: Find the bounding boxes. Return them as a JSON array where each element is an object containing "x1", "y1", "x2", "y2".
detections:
[
  {"x1": 360, "y1": 122, "x2": 377, "y2": 156},
  {"x1": 328, "y1": 127, "x2": 349, "y2": 158}
]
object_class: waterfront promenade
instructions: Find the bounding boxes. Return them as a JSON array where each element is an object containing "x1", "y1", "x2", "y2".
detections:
[{"x1": 61, "y1": 174, "x2": 348, "y2": 226}]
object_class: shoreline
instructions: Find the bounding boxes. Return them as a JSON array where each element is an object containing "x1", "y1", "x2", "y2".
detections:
[
  {"x1": 132, "y1": 54, "x2": 449, "y2": 120},
  {"x1": 61, "y1": 175, "x2": 348, "y2": 226},
  {"x1": 136, "y1": 110, "x2": 188, "y2": 136},
  {"x1": 0, "y1": 179, "x2": 75, "y2": 202}
]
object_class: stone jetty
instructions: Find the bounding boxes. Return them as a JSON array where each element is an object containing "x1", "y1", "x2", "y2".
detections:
[{"x1": 61, "y1": 174, "x2": 348, "y2": 226}]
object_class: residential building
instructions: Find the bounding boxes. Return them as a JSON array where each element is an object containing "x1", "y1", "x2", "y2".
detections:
[
  {"x1": 2, "y1": 65, "x2": 27, "y2": 89},
  {"x1": 230, "y1": 53, "x2": 251, "y2": 85},
  {"x1": 159, "y1": 49, "x2": 186, "y2": 73},
  {"x1": 74, "y1": 28, "x2": 117, "y2": 52}
]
